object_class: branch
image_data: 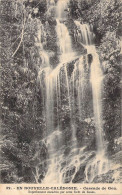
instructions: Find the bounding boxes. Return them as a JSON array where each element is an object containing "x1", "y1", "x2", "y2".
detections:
[{"x1": 11, "y1": 14, "x2": 26, "y2": 58}]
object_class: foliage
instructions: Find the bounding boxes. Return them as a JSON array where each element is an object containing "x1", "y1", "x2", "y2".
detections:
[{"x1": 1, "y1": 0, "x2": 47, "y2": 183}]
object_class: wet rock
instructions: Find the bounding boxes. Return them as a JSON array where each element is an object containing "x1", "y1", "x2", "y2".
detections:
[
  {"x1": 79, "y1": 155, "x2": 86, "y2": 161},
  {"x1": 72, "y1": 163, "x2": 86, "y2": 183},
  {"x1": 63, "y1": 166, "x2": 76, "y2": 183},
  {"x1": 93, "y1": 170, "x2": 114, "y2": 183},
  {"x1": 87, "y1": 54, "x2": 93, "y2": 64},
  {"x1": 110, "y1": 151, "x2": 122, "y2": 164},
  {"x1": 64, "y1": 146, "x2": 71, "y2": 156},
  {"x1": 93, "y1": 167, "x2": 122, "y2": 183},
  {"x1": 68, "y1": 148, "x2": 79, "y2": 158},
  {"x1": 61, "y1": 161, "x2": 67, "y2": 170},
  {"x1": 38, "y1": 174, "x2": 45, "y2": 183},
  {"x1": 76, "y1": 120, "x2": 96, "y2": 149},
  {"x1": 86, "y1": 138, "x2": 97, "y2": 151},
  {"x1": 86, "y1": 151, "x2": 96, "y2": 162}
]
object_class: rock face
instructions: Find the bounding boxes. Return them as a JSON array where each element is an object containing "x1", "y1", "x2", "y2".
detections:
[
  {"x1": 72, "y1": 163, "x2": 86, "y2": 183},
  {"x1": 93, "y1": 167, "x2": 122, "y2": 183}
]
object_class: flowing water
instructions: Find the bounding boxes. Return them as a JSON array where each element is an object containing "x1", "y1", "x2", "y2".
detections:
[
  {"x1": 74, "y1": 21, "x2": 105, "y2": 152},
  {"x1": 74, "y1": 21, "x2": 109, "y2": 182},
  {"x1": 56, "y1": 0, "x2": 69, "y2": 19},
  {"x1": 36, "y1": 0, "x2": 110, "y2": 183}
]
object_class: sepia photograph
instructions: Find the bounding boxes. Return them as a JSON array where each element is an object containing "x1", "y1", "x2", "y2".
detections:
[{"x1": 0, "y1": 0, "x2": 121, "y2": 193}]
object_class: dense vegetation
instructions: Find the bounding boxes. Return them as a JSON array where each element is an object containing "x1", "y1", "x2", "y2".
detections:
[{"x1": 0, "y1": 0, "x2": 121, "y2": 183}]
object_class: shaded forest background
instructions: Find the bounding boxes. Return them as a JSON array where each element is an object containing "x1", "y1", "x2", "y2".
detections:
[{"x1": 0, "y1": 0, "x2": 121, "y2": 183}]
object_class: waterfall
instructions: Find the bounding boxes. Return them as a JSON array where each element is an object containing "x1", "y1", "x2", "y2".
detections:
[
  {"x1": 72, "y1": 56, "x2": 86, "y2": 119},
  {"x1": 74, "y1": 21, "x2": 109, "y2": 182},
  {"x1": 74, "y1": 21, "x2": 93, "y2": 45},
  {"x1": 56, "y1": 0, "x2": 69, "y2": 19},
  {"x1": 37, "y1": 24, "x2": 50, "y2": 77},
  {"x1": 56, "y1": 19, "x2": 74, "y2": 62},
  {"x1": 85, "y1": 45, "x2": 109, "y2": 182},
  {"x1": 89, "y1": 46, "x2": 104, "y2": 151},
  {"x1": 41, "y1": 0, "x2": 80, "y2": 183},
  {"x1": 74, "y1": 21, "x2": 104, "y2": 152},
  {"x1": 37, "y1": 0, "x2": 109, "y2": 184},
  {"x1": 43, "y1": 130, "x2": 63, "y2": 183}
]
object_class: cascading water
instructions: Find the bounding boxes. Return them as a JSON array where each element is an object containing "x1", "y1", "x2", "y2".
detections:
[
  {"x1": 56, "y1": 0, "x2": 69, "y2": 19},
  {"x1": 37, "y1": 24, "x2": 50, "y2": 83},
  {"x1": 72, "y1": 56, "x2": 86, "y2": 118},
  {"x1": 74, "y1": 21, "x2": 104, "y2": 151},
  {"x1": 74, "y1": 21, "x2": 109, "y2": 182},
  {"x1": 42, "y1": 0, "x2": 76, "y2": 183},
  {"x1": 37, "y1": 0, "x2": 110, "y2": 184},
  {"x1": 74, "y1": 21, "x2": 93, "y2": 45},
  {"x1": 43, "y1": 130, "x2": 63, "y2": 183},
  {"x1": 56, "y1": 19, "x2": 74, "y2": 62},
  {"x1": 89, "y1": 45, "x2": 104, "y2": 152}
]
